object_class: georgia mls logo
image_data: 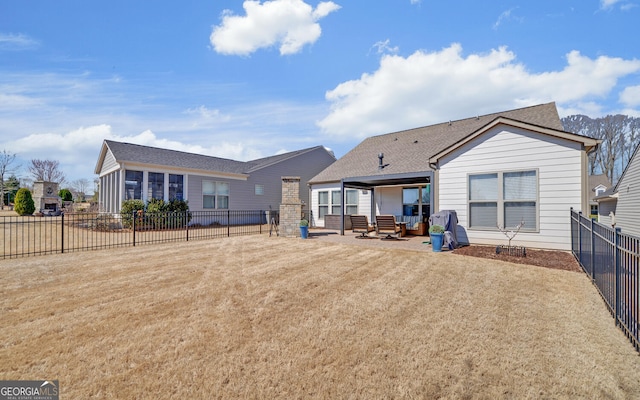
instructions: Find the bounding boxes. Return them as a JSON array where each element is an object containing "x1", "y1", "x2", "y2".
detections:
[{"x1": 0, "y1": 380, "x2": 58, "y2": 400}]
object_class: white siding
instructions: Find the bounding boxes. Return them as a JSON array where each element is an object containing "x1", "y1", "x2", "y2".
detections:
[
  {"x1": 375, "y1": 187, "x2": 403, "y2": 216},
  {"x1": 437, "y1": 126, "x2": 584, "y2": 250},
  {"x1": 614, "y1": 149, "x2": 640, "y2": 237}
]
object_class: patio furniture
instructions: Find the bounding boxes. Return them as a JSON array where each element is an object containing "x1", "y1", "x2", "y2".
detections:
[
  {"x1": 350, "y1": 215, "x2": 376, "y2": 238},
  {"x1": 376, "y1": 215, "x2": 402, "y2": 240}
]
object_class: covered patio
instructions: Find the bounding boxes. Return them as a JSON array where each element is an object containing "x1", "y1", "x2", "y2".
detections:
[{"x1": 334, "y1": 171, "x2": 434, "y2": 236}]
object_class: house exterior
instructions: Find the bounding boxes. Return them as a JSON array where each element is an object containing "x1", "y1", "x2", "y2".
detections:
[
  {"x1": 596, "y1": 142, "x2": 640, "y2": 237},
  {"x1": 308, "y1": 103, "x2": 600, "y2": 250},
  {"x1": 588, "y1": 174, "x2": 611, "y2": 220},
  {"x1": 94, "y1": 140, "x2": 336, "y2": 214}
]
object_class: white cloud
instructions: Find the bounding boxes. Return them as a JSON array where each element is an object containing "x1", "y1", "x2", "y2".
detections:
[
  {"x1": 620, "y1": 85, "x2": 640, "y2": 107},
  {"x1": 210, "y1": 0, "x2": 341, "y2": 56},
  {"x1": 369, "y1": 39, "x2": 399, "y2": 56},
  {"x1": 492, "y1": 8, "x2": 523, "y2": 30},
  {"x1": 0, "y1": 33, "x2": 39, "y2": 51},
  {"x1": 601, "y1": 0, "x2": 622, "y2": 9},
  {"x1": 317, "y1": 43, "x2": 640, "y2": 138},
  {"x1": 600, "y1": 0, "x2": 636, "y2": 10}
]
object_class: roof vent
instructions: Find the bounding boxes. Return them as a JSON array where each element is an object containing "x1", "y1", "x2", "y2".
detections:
[
  {"x1": 414, "y1": 140, "x2": 418, "y2": 144},
  {"x1": 378, "y1": 153, "x2": 388, "y2": 170},
  {"x1": 448, "y1": 120, "x2": 452, "y2": 126}
]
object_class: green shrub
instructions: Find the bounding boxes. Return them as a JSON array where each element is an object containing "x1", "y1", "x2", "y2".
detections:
[
  {"x1": 120, "y1": 199, "x2": 145, "y2": 229},
  {"x1": 14, "y1": 188, "x2": 36, "y2": 216},
  {"x1": 299, "y1": 219, "x2": 309, "y2": 227},
  {"x1": 429, "y1": 224, "x2": 445, "y2": 234},
  {"x1": 120, "y1": 198, "x2": 191, "y2": 230},
  {"x1": 58, "y1": 188, "x2": 73, "y2": 202}
]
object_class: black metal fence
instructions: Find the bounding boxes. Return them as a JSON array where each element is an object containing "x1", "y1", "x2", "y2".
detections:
[
  {"x1": 1, "y1": 210, "x2": 283, "y2": 259},
  {"x1": 570, "y1": 208, "x2": 639, "y2": 352}
]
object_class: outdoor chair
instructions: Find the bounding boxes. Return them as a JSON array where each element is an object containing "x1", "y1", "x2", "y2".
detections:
[
  {"x1": 350, "y1": 215, "x2": 376, "y2": 238},
  {"x1": 375, "y1": 215, "x2": 402, "y2": 240}
]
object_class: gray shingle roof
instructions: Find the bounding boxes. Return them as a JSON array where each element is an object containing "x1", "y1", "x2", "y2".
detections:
[
  {"x1": 309, "y1": 102, "x2": 580, "y2": 184},
  {"x1": 102, "y1": 140, "x2": 330, "y2": 175}
]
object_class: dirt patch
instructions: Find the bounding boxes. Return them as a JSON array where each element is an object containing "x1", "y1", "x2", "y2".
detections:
[{"x1": 453, "y1": 244, "x2": 582, "y2": 272}]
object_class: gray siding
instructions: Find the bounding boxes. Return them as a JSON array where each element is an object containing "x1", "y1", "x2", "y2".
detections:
[
  {"x1": 597, "y1": 200, "x2": 617, "y2": 227},
  {"x1": 614, "y1": 150, "x2": 640, "y2": 237},
  {"x1": 185, "y1": 147, "x2": 335, "y2": 212},
  {"x1": 100, "y1": 150, "x2": 119, "y2": 174}
]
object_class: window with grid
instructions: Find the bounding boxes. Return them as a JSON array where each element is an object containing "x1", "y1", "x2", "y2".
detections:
[
  {"x1": 469, "y1": 170, "x2": 537, "y2": 230},
  {"x1": 318, "y1": 191, "x2": 329, "y2": 218},
  {"x1": 203, "y1": 181, "x2": 229, "y2": 209}
]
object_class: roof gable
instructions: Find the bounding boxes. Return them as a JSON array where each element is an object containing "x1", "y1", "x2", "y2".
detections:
[{"x1": 428, "y1": 116, "x2": 600, "y2": 163}]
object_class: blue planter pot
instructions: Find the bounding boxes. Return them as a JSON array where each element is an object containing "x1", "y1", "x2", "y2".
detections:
[
  {"x1": 300, "y1": 226, "x2": 309, "y2": 239},
  {"x1": 430, "y1": 233, "x2": 444, "y2": 252}
]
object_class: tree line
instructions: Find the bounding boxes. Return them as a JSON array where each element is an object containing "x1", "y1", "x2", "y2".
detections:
[{"x1": 561, "y1": 114, "x2": 640, "y2": 185}]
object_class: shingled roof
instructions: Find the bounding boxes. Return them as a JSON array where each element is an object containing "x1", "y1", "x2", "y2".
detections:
[
  {"x1": 96, "y1": 140, "x2": 331, "y2": 175},
  {"x1": 309, "y1": 102, "x2": 588, "y2": 184}
]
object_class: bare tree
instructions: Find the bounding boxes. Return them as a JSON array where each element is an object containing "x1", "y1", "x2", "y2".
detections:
[
  {"x1": 622, "y1": 117, "x2": 640, "y2": 169},
  {"x1": 596, "y1": 115, "x2": 626, "y2": 183},
  {"x1": 562, "y1": 114, "x2": 601, "y2": 175},
  {"x1": 0, "y1": 150, "x2": 20, "y2": 209},
  {"x1": 72, "y1": 178, "x2": 91, "y2": 201},
  {"x1": 562, "y1": 114, "x2": 633, "y2": 183},
  {"x1": 28, "y1": 159, "x2": 66, "y2": 184}
]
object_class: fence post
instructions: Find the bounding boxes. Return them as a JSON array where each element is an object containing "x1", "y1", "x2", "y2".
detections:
[
  {"x1": 578, "y1": 211, "x2": 583, "y2": 268},
  {"x1": 132, "y1": 211, "x2": 137, "y2": 247},
  {"x1": 61, "y1": 212, "x2": 65, "y2": 254},
  {"x1": 590, "y1": 217, "x2": 595, "y2": 280},
  {"x1": 227, "y1": 210, "x2": 231, "y2": 237},
  {"x1": 185, "y1": 211, "x2": 189, "y2": 241},
  {"x1": 615, "y1": 227, "x2": 621, "y2": 327}
]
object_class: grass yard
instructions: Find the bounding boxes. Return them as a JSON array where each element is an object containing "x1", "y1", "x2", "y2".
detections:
[{"x1": 1, "y1": 235, "x2": 639, "y2": 399}]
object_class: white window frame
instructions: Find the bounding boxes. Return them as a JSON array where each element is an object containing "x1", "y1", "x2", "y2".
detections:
[
  {"x1": 318, "y1": 189, "x2": 358, "y2": 219},
  {"x1": 203, "y1": 180, "x2": 230, "y2": 209},
  {"x1": 468, "y1": 169, "x2": 538, "y2": 232}
]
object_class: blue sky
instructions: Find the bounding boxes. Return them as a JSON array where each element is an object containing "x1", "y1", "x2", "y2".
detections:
[{"x1": 1, "y1": 0, "x2": 639, "y2": 185}]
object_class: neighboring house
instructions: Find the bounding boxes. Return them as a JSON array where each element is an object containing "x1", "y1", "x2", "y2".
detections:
[
  {"x1": 94, "y1": 140, "x2": 336, "y2": 214},
  {"x1": 308, "y1": 103, "x2": 600, "y2": 250},
  {"x1": 596, "y1": 142, "x2": 640, "y2": 237},
  {"x1": 588, "y1": 174, "x2": 611, "y2": 220}
]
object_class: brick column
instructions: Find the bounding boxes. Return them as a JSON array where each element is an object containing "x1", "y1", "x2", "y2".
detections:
[{"x1": 279, "y1": 176, "x2": 303, "y2": 238}]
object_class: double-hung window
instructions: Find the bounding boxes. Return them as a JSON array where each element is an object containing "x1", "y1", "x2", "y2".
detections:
[
  {"x1": 318, "y1": 189, "x2": 358, "y2": 218},
  {"x1": 318, "y1": 191, "x2": 329, "y2": 218},
  {"x1": 469, "y1": 170, "x2": 537, "y2": 230},
  {"x1": 203, "y1": 181, "x2": 229, "y2": 209}
]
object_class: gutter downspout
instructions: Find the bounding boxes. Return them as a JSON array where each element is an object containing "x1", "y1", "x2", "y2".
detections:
[{"x1": 340, "y1": 179, "x2": 345, "y2": 236}]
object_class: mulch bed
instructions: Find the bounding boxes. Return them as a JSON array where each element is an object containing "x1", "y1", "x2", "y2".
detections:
[{"x1": 452, "y1": 245, "x2": 582, "y2": 272}]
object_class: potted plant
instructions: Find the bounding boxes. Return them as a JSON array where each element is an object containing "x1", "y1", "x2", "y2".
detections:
[
  {"x1": 299, "y1": 219, "x2": 309, "y2": 239},
  {"x1": 429, "y1": 224, "x2": 445, "y2": 252}
]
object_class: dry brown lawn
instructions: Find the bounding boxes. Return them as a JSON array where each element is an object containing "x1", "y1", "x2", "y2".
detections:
[{"x1": 1, "y1": 235, "x2": 639, "y2": 399}]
